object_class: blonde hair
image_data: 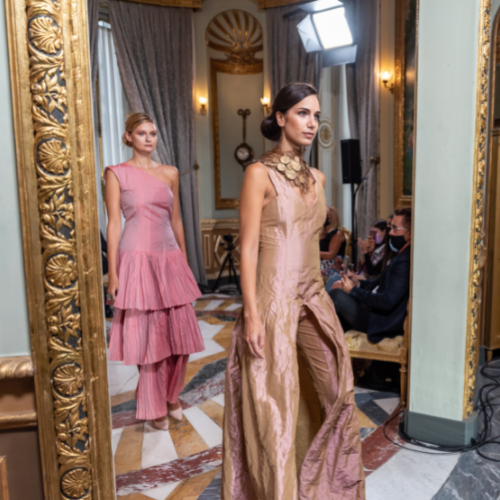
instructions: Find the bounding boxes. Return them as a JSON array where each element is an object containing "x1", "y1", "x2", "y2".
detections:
[
  {"x1": 122, "y1": 112, "x2": 155, "y2": 147},
  {"x1": 327, "y1": 206, "x2": 341, "y2": 228}
]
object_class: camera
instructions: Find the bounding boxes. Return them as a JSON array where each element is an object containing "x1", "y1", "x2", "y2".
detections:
[{"x1": 220, "y1": 233, "x2": 235, "y2": 251}]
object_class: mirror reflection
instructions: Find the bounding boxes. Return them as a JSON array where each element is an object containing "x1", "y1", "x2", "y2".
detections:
[{"x1": 91, "y1": 0, "x2": 414, "y2": 498}]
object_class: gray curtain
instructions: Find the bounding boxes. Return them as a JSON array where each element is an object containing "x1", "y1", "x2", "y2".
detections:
[
  {"x1": 88, "y1": 0, "x2": 99, "y2": 97},
  {"x1": 109, "y1": 1, "x2": 206, "y2": 284},
  {"x1": 266, "y1": 6, "x2": 322, "y2": 99},
  {"x1": 346, "y1": 0, "x2": 380, "y2": 239}
]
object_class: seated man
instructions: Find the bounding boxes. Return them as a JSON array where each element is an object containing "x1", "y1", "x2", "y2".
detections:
[{"x1": 329, "y1": 207, "x2": 411, "y2": 343}]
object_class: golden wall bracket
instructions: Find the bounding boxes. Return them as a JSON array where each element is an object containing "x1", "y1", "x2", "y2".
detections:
[{"x1": 5, "y1": 0, "x2": 114, "y2": 498}]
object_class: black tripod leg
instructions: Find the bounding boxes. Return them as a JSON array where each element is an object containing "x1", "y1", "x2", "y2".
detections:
[
  {"x1": 212, "y1": 253, "x2": 230, "y2": 292},
  {"x1": 228, "y1": 254, "x2": 242, "y2": 294}
]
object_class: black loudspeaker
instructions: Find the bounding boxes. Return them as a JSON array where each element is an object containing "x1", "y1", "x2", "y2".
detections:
[{"x1": 341, "y1": 139, "x2": 362, "y2": 184}]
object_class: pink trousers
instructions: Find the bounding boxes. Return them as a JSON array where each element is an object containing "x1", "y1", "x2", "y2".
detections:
[{"x1": 135, "y1": 355, "x2": 189, "y2": 420}]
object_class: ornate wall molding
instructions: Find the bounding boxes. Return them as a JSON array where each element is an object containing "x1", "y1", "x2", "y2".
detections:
[
  {"x1": 0, "y1": 411, "x2": 37, "y2": 430},
  {"x1": 0, "y1": 356, "x2": 34, "y2": 379},
  {"x1": 6, "y1": 0, "x2": 114, "y2": 498},
  {"x1": 464, "y1": 0, "x2": 491, "y2": 418}
]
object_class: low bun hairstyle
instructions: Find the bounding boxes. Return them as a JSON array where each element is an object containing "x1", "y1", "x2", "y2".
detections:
[
  {"x1": 260, "y1": 83, "x2": 318, "y2": 142},
  {"x1": 122, "y1": 112, "x2": 155, "y2": 147}
]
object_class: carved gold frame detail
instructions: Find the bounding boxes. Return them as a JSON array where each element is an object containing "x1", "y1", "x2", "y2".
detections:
[
  {"x1": 5, "y1": 0, "x2": 114, "y2": 498},
  {"x1": 464, "y1": 0, "x2": 491, "y2": 418}
]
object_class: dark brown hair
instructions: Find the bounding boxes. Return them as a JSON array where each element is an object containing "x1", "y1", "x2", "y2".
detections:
[
  {"x1": 122, "y1": 112, "x2": 155, "y2": 147},
  {"x1": 261, "y1": 83, "x2": 319, "y2": 142},
  {"x1": 394, "y1": 207, "x2": 412, "y2": 230}
]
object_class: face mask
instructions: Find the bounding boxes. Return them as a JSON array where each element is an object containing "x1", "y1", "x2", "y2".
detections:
[
  {"x1": 389, "y1": 234, "x2": 407, "y2": 253},
  {"x1": 374, "y1": 233, "x2": 384, "y2": 245}
]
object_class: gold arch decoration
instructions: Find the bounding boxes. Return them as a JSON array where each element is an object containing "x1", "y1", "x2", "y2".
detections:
[
  {"x1": 6, "y1": 0, "x2": 114, "y2": 497},
  {"x1": 206, "y1": 10, "x2": 263, "y2": 65},
  {"x1": 464, "y1": 0, "x2": 491, "y2": 418}
]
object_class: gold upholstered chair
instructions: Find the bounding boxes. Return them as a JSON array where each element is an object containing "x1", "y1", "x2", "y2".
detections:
[{"x1": 344, "y1": 313, "x2": 410, "y2": 408}]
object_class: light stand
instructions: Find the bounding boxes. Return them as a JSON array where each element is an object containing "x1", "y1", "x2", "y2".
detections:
[{"x1": 212, "y1": 234, "x2": 242, "y2": 294}]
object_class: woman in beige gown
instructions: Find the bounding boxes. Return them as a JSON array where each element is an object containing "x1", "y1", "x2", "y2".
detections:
[{"x1": 222, "y1": 83, "x2": 365, "y2": 500}]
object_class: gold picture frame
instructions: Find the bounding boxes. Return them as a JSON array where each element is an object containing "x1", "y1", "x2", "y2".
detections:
[
  {"x1": 5, "y1": 0, "x2": 114, "y2": 498},
  {"x1": 207, "y1": 10, "x2": 264, "y2": 210},
  {"x1": 394, "y1": 0, "x2": 418, "y2": 208},
  {"x1": 211, "y1": 59, "x2": 263, "y2": 210}
]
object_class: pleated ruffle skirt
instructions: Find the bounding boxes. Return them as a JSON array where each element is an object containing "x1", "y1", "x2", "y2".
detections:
[{"x1": 109, "y1": 248, "x2": 204, "y2": 366}]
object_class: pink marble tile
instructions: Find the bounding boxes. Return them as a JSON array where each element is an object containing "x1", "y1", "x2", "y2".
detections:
[
  {"x1": 361, "y1": 408, "x2": 403, "y2": 477},
  {"x1": 115, "y1": 445, "x2": 222, "y2": 496}
]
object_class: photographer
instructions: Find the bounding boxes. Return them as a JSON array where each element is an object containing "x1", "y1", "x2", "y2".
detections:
[{"x1": 328, "y1": 207, "x2": 411, "y2": 343}]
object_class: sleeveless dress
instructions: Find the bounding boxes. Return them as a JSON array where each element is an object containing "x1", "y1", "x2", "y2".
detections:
[
  {"x1": 106, "y1": 162, "x2": 204, "y2": 366},
  {"x1": 222, "y1": 167, "x2": 365, "y2": 499}
]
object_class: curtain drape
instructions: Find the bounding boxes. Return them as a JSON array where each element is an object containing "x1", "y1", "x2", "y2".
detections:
[
  {"x1": 266, "y1": 6, "x2": 322, "y2": 100},
  {"x1": 88, "y1": 0, "x2": 99, "y2": 96},
  {"x1": 345, "y1": 0, "x2": 380, "y2": 239},
  {"x1": 97, "y1": 22, "x2": 130, "y2": 168},
  {"x1": 109, "y1": 1, "x2": 206, "y2": 284}
]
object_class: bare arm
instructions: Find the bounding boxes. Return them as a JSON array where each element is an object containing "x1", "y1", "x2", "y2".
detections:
[
  {"x1": 169, "y1": 168, "x2": 188, "y2": 261},
  {"x1": 320, "y1": 231, "x2": 346, "y2": 260},
  {"x1": 314, "y1": 170, "x2": 345, "y2": 260},
  {"x1": 105, "y1": 170, "x2": 122, "y2": 300},
  {"x1": 239, "y1": 162, "x2": 274, "y2": 359}
]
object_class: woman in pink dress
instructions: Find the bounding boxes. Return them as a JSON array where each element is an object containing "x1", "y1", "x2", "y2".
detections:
[{"x1": 105, "y1": 112, "x2": 204, "y2": 430}]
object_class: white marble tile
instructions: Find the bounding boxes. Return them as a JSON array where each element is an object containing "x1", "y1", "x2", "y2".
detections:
[
  {"x1": 183, "y1": 406, "x2": 223, "y2": 448},
  {"x1": 111, "y1": 427, "x2": 123, "y2": 459},
  {"x1": 141, "y1": 422, "x2": 178, "y2": 470},
  {"x1": 203, "y1": 299, "x2": 225, "y2": 311},
  {"x1": 201, "y1": 293, "x2": 233, "y2": 299},
  {"x1": 197, "y1": 320, "x2": 226, "y2": 340},
  {"x1": 225, "y1": 302, "x2": 242, "y2": 311},
  {"x1": 211, "y1": 393, "x2": 225, "y2": 407},
  {"x1": 189, "y1": 339, "x2": 225, "y2": 362},
  {"x1": 366, "y1": 447, "x2": 459, "y2": 500},
  {"x1": 137, "y1": 481, "x2": 182, "y2": 500},
  {"x1": 107, "y1": 364, "x2": 139, "y2": 397},
  {"x1": 374, "y1": 397, "x2": 400, "y2": 416},
  {"x1": 354, "y1": 386, "x2": 376, "y2": 394},
  {"x1": 106, "y1": 320, "x2": 113, "y2": 328}
]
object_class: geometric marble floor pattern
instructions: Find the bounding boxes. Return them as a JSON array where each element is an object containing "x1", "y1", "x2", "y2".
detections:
[{"x1": 107, "y1": 294, "x2": 460, "y2": 500}]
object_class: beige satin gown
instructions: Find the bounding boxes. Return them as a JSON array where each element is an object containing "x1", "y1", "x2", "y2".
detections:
[{"x1": 222, "y1": 166, "x2": 365, "y2": 500}]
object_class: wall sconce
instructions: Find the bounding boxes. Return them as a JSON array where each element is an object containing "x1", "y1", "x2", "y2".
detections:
[
  {"x1": 198, "y1": 97, "x2": 208, "y2": 115},
  {"x1": 381, "y1": 71, "x2": 394, "y2": 94},
  {"x1": 260, "y1": 97, "x2": 270, "y2": 115}
]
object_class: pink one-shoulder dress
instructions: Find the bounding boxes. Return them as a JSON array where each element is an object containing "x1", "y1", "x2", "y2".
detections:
[{"x1": 106, "y1": 163, "x2": 204, "y2": 417}]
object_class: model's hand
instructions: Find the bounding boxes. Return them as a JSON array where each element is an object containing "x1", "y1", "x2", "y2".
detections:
[
  {"x1": 243, "y1": 316, "x2": 265, "y2": 359},
  {"x1": 107, "y1": 276, "x2": 119, "y2": 303}
]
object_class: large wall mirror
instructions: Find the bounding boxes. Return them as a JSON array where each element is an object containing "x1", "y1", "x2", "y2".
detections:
[{"x1": 206, "y1": 10, "x2": 264, "y2": 209}]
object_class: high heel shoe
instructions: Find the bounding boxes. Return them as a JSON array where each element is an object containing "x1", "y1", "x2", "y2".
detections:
[
  {"x1": 168, "y1": 405, "x2": 183, "y2": 422},
  {"x1": 152, "y1": 416, "x2": 169, "y2": 431}
]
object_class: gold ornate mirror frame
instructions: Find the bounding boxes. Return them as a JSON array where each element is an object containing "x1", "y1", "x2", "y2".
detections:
[
  {"x1": 207, "y1": 10, "x2": 264, "y2": 210},
  {"x1": 464, "y1": 0, "x2": 491, "y2": 418},
  {"x1": 5, "y1": 0, "x2": 114, "y2": 497}
]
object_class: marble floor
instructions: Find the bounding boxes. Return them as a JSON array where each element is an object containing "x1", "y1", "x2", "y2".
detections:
[{"x1": 107, "y1": 295, "x2": 498, "y2": 500}]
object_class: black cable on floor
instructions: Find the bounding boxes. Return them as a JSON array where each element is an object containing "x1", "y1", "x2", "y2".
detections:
[{"x1": 381, "y1": 357, "x2": 500, "y2": 461}]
